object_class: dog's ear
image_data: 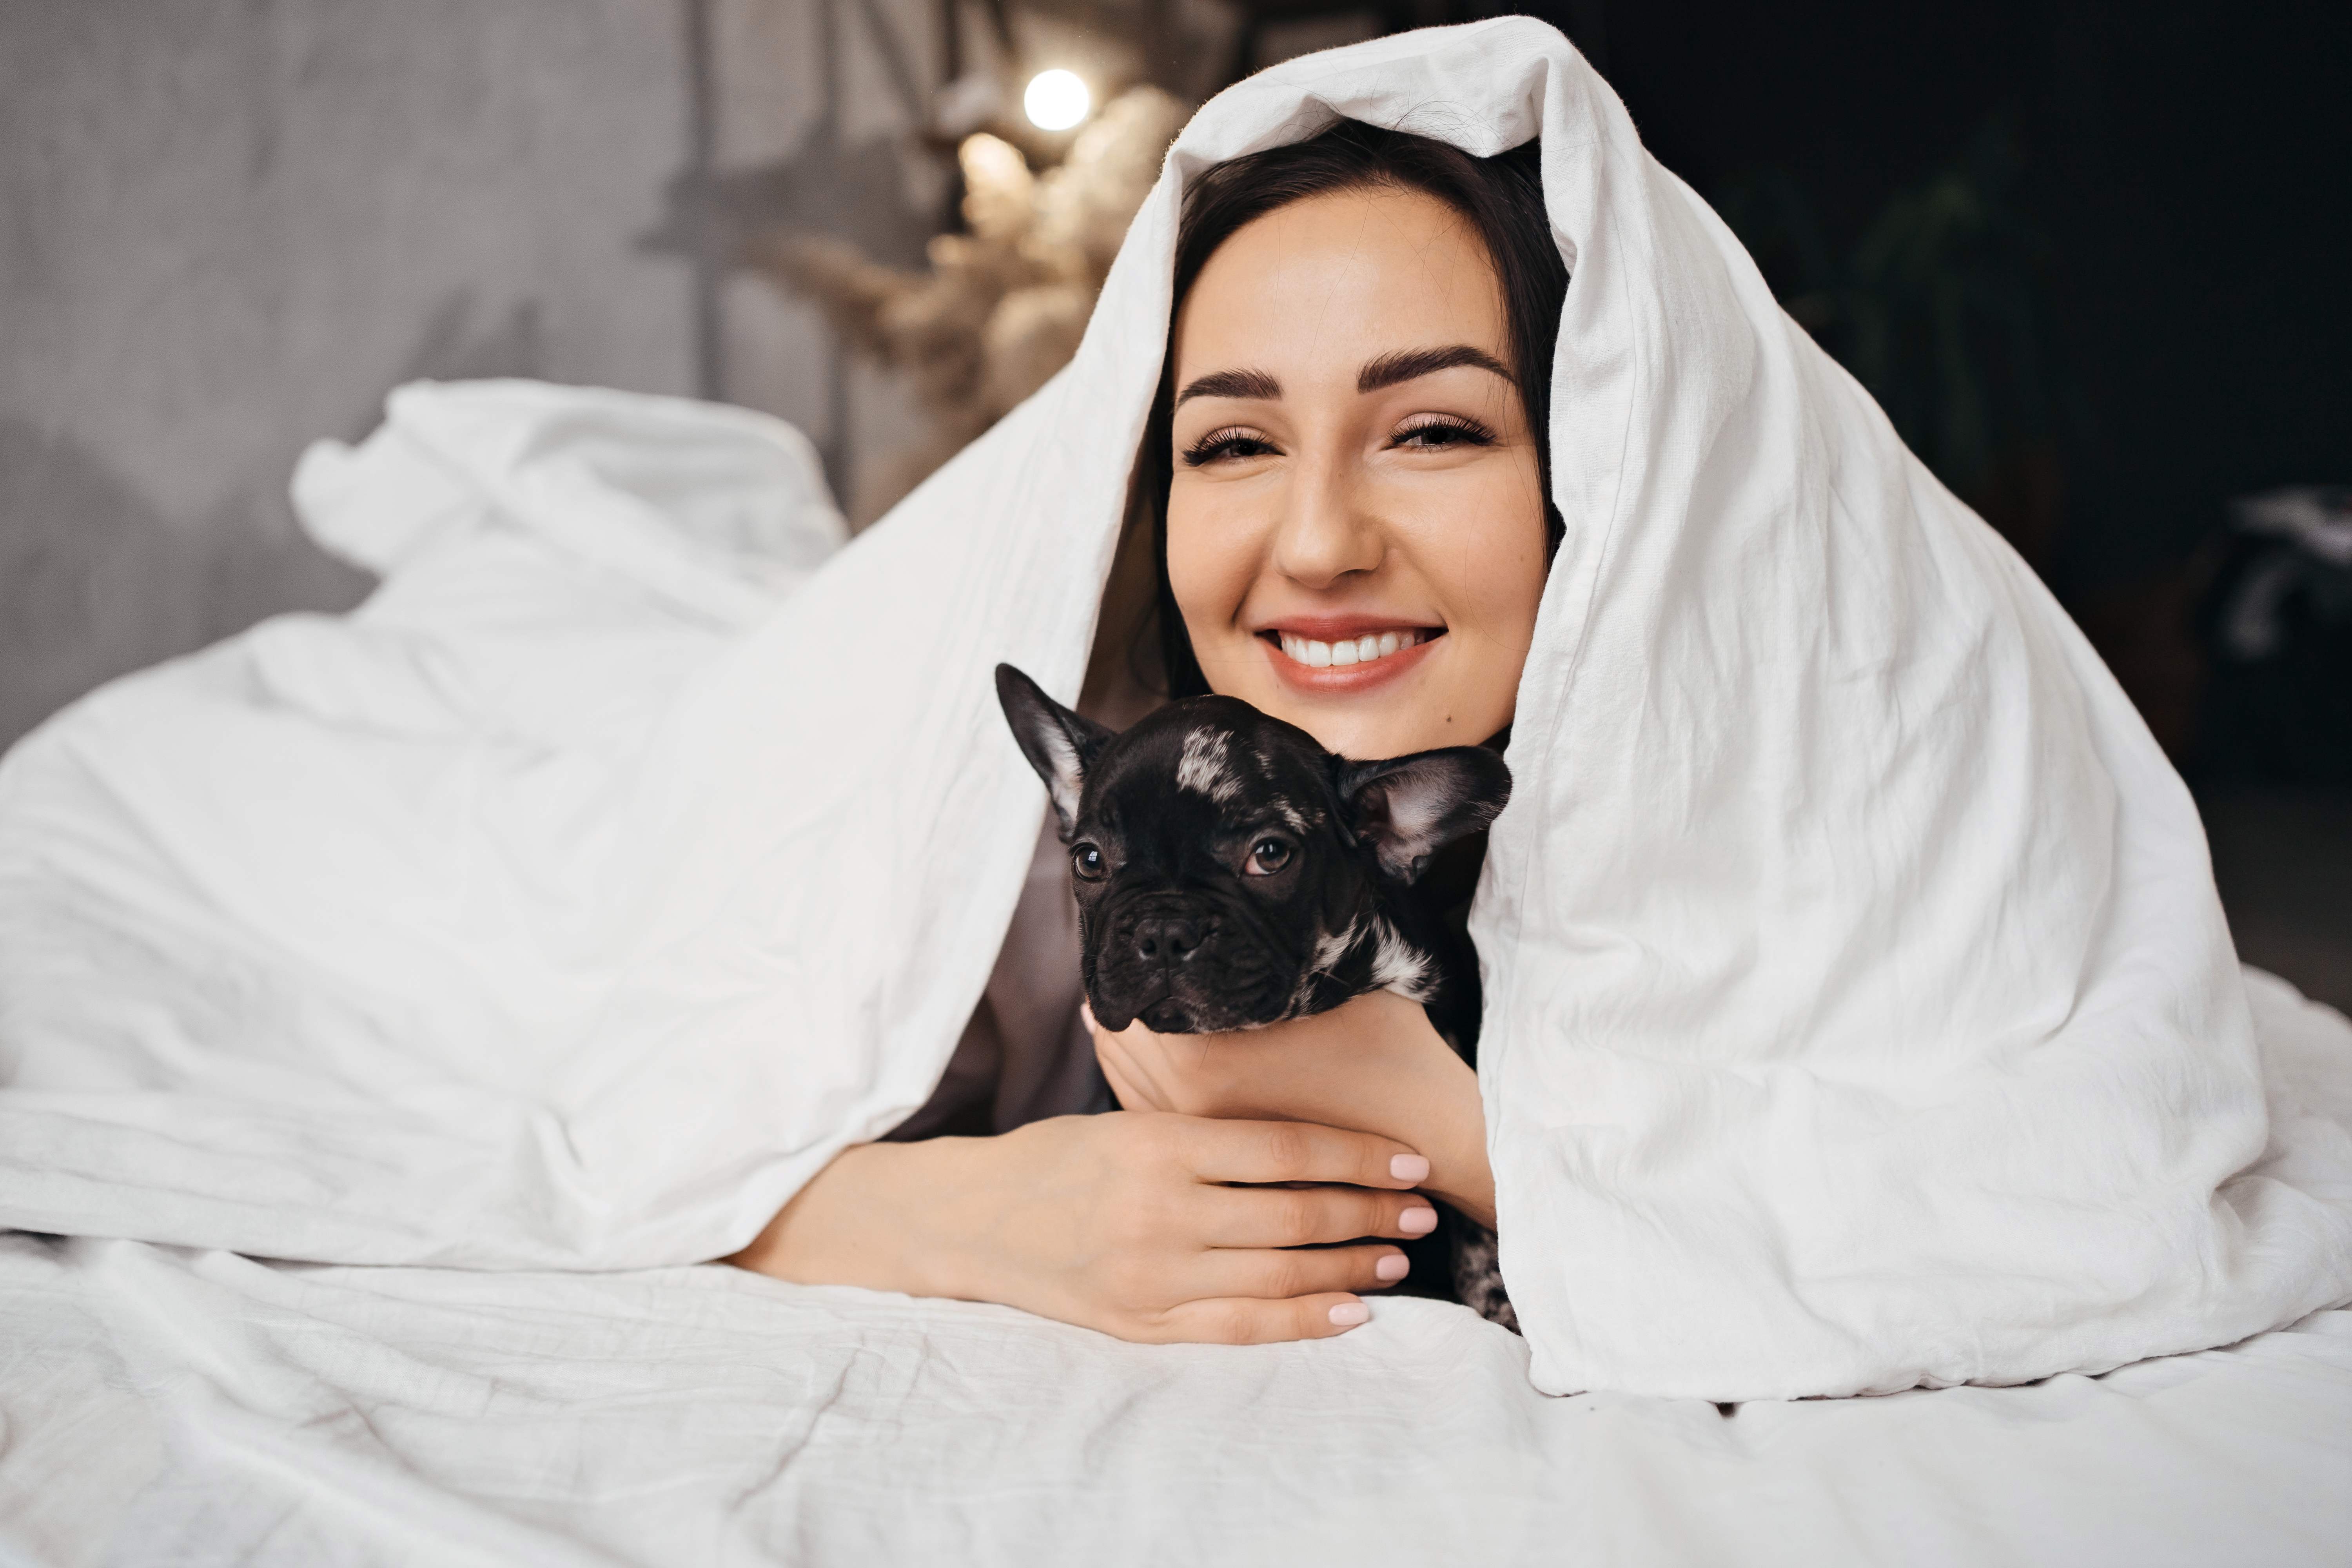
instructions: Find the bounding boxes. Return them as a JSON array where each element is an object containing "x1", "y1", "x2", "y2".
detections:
[
  {"x1": 995, "y1": 664, "x2": 1114, "y2": 840},
  {"x1": 1334, "y1": 748, "x2": 1513, "y2": 884}
]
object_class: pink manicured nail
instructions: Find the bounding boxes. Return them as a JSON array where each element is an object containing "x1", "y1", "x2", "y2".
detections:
[
  {"x1": 1328, "y1": 1301, "x2": 1371, "y2": 1327},
  {"x1": 1399, "y1": 1206, "x2": 1438, "y2": 1236},
  {"x1": 1389, "y1": 1154, "x2": 1430, "y2": 1183},
  {"x1": 1375, "y1": 1253, "x2": 1410, "y2": 1282}
]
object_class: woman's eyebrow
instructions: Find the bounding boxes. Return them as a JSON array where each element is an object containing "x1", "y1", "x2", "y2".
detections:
[
  {"x1": 1357, "y1": 345, "x2": 1515, "y2": 392},
  {"x1": 1175, "y1": 368, "x2": 1282, "y2": 407}
]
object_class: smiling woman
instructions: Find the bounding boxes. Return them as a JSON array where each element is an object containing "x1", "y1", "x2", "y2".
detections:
[{"x1": 732, "y1": 120, "x2": 1570, "y2": 1343}]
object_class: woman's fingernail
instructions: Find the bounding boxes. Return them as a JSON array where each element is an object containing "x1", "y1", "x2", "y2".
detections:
[
  {"x1": 1399, "y1": 1206, "x2": 1439, "y2": 1236},
  {"x1": 1375, "y1": 1253, "x2": 1410, "y2": 1282},
  {"x1": 1328, "y1": 1301, "x2": 1371, "y2": 1327},
  {"x1": 1080, "y1": 1001, "x2": 1096, "y2": 1031},
  {"x1": 1390, "y1": 1154, "x2": 1430, "y2": 1183}
]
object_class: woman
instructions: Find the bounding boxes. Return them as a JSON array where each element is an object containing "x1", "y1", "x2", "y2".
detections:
[{"x1": 733, "y1": 121, "x2": 1566, "y2": 1344}]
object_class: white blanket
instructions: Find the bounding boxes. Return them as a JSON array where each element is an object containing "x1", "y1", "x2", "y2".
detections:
[{"x1": 4, "y1": 20, "x2": 2351, "y2": 1402}]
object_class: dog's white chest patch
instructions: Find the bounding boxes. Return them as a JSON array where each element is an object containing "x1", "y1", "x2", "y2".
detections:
[
  {"x1": 1176, "y1": 728, "x2": 1241, "y2": 804},
  {"x1": 1368, "y1": 918, "x2": 1436, "y2": 1002}
]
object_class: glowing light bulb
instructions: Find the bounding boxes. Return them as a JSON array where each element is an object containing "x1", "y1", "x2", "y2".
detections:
[{"x1": 1023, "y1": 69, "x2": 1090, "y2": 132}]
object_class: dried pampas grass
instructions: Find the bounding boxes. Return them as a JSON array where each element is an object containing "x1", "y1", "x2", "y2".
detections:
[{"x1": 763, "y1": 87, "x2": 1190, "y2": 524}]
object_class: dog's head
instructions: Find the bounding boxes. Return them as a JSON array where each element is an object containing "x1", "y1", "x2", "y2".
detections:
[{"x1": 995, "y1": 664, "x2": 1512, "y2": 1034}]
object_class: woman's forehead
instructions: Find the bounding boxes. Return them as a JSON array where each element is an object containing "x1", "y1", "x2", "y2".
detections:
[{"x1": 1172, "y1": 186, "x2": 1507, "y2": 384}]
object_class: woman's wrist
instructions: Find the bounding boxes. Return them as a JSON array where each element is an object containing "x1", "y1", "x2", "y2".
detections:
[
  {"x1": 729, "y1": 1138, "x2": 970, "y2": 1299},
  {"x1": 1408, "y1": 1045, "x2": 1497, "y2": 1229}
]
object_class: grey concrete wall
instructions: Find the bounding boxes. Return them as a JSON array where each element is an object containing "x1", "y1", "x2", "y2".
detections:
[
  {"x1": 701, "y1": 0, "x2": 946, "y2": 523},
  {"x1": 0, "y1": 0, "x2": 701, "y2": 748}
]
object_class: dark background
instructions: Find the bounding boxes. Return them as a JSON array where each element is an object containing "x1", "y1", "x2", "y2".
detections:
[{"x1": 1586, "y1": 0, "x2": 2347, "y2": 604}]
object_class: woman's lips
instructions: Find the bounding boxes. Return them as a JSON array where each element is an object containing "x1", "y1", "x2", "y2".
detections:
[{"x1": 1257, "y1": 623, "x2": 1443, "y2": 693}]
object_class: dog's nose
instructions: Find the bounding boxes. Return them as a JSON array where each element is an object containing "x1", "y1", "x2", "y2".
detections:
[{"x1": 1132, "y1": 914, "x2": 1206, "y2": 964}]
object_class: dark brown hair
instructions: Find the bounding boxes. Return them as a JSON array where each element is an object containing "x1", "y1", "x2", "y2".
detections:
[{"x1": 1143, "y1": 120, "x2": 1570, "y2": 699}]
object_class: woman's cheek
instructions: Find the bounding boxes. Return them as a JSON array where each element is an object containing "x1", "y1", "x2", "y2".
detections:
[
  {"x1": 1417, "y1": 469, "x2": 1546, "y2": 730},
  {"x1": 1165, "y1": 493, "x2": 1261, "y2": 655}
]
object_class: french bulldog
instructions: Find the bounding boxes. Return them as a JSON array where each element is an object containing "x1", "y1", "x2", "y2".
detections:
[{"x1": 995, "y1": 663, "x2": 1517, "y2": 1329}]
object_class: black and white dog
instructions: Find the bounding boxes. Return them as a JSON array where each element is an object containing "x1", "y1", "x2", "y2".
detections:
[{"x1": 995, "y1": 664, "x2": 1517, "y2": 1328}]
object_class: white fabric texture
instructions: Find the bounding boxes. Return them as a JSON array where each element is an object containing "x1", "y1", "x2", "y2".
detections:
[
  {"x1": 3, "y1": 20, "x2": 2350, "y2": 1402},
  {"x1": 6, "y1": 1250, "x2": 2350, "y2": 1564},
  {"x1": 5, "y1": 978, "x2": 2349, "y2": 1565},
  {"x1": 9, "y1": 965, "x2": 2352, "y2": 1564}
]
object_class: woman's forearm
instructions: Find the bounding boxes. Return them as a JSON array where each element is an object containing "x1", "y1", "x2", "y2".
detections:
[{"x1": 728, "y1": 1138, "x2": 969, "y2": 1298}]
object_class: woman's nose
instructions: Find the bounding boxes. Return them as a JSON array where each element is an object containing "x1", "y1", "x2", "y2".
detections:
[{"x1": 1269, "y1": 455, "x2": 1384, "y2": 588}]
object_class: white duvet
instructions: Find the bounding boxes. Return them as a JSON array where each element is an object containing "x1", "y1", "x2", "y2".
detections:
[{"x1": 3, "y1": 19, "x2": 2351, "y2": 1411}]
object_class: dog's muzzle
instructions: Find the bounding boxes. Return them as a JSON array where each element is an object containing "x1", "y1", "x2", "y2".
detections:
[{"x1": 1088, "y1": 894, "x2": 1293, "y2": 1034}]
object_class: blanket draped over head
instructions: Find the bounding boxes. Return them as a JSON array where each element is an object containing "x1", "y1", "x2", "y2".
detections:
[{"x1": 3, "y1": 21, "x2": 2349, "y2": 1401}]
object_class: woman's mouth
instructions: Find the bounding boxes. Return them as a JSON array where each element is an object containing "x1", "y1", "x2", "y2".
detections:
[
  {"x1": 1273, "y1": 627, "x2": 1431, "y2": 669},
  {"x1": 1256, "y1": 621, "x2": 1444, "y2": 694}
]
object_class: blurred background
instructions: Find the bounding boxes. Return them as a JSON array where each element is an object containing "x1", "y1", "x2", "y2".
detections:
[{"x1": 2, "y1": 0, "x2": 2344, "y2": 1005}]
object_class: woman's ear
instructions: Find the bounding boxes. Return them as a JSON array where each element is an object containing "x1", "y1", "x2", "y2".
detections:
[
  {"x1": 995, "y1": 664, "x2": 1115, "y2": 840},
  {"x1": 1334, "y1": 748, "x2": 1514, "y2": 883}
]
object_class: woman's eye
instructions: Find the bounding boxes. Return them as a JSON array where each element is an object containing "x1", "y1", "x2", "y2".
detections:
[
  {"x1": 1392, "y1": 417, "x2": 1493, "y2": 451},
  {"x1": 1247, "y1": 838, "x2": 1293, "y2": 875},
  {"x1": 1181, "y1": 428, "x2": 1279, "y2": 466},
  {"x1": 1072, "y1": 844, "x2": 1107, "y2": 880}
]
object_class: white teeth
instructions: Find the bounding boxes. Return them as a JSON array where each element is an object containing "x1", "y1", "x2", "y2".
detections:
[{"x1": 1276, "y1": 628, "x2": 1428, "y2": 669}]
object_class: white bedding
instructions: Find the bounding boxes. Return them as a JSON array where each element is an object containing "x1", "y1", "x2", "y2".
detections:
[
  {"x1": 4, "y1": 1249, "x2": 2348, "y2": 1566},
  {"x1": 5, "y1": 972, "x2": 2347, "y2": 1564}
]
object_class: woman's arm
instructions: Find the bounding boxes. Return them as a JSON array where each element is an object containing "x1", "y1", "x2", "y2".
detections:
[
  {"x1": 729, "y1": 1109, "x2": 1442, "y2": 1343},
  {"x1": 1088, "y1": 990, "x2": 1497, "y2": 1229}
]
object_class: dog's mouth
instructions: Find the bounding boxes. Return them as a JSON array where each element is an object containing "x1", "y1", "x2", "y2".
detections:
[
  {"x1": 1138, "y1": 998, "x2": 1196, "y2": 1033},
  {"x1": 1087, "y1": 952, "x2": 1298, "y2": 1036},
  {"x1": 1259, "y1": 626, "x2": 1443, "y2": 671}
]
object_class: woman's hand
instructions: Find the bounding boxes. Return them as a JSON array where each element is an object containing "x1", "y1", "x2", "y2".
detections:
[
  {"x1": 730, "y1": 1111, "x2": 1438, "y2": 1344},
  {"x1": 1089, "y1": 989, "x2": 1496, "y2": 1229}
]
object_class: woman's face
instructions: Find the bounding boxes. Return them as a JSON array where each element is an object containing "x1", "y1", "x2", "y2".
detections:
[{"x1": 1165, "y1": 184, "x2": 1549, "y2": 761}]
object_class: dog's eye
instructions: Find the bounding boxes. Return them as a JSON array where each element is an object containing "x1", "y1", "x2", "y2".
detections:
[
  {"x1": 1071, "y1": 844, "x2": 1107, "y2": 881},
  {"x1": 1246, "y1": 838, "x2": 1293, "y2": 875}
]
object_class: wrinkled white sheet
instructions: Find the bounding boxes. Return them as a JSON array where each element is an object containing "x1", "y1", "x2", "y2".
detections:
[
  {"x1": 5, "y1": 18, "x2": 2352, "y2": 1406},
  {"x1": 4, "y1": 1250, "x2": 2349, "y2": 1566}
]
